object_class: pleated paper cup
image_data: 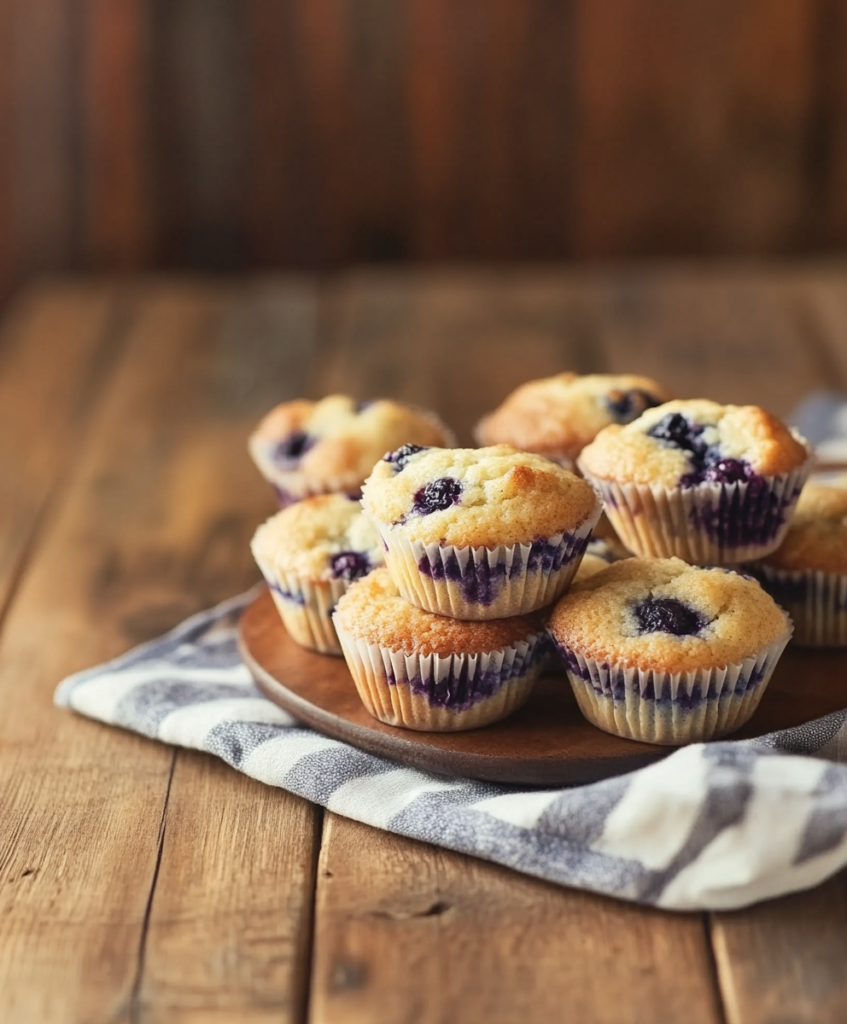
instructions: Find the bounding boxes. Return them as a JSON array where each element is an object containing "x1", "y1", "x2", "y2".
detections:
[
  {"x1": 747, "y1": 565, "x2": 847, "y2": 648},
  {"x1": 579, "y1": 456, "x2": 812, "y2": 566},
  {"x1": 254, "y1": 556, "x2": 349, "y2": 655},
  {"x1": 371, "y1": 502, "x2": 602, "y2": 621},
  {"x1": 551, "y1": 623, "x2": 792, "y2": 745},
  {"x1": 334, "y1": 621, "x2": 547, "y2": 732}
]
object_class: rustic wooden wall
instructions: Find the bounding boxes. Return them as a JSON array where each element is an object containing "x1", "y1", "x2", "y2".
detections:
[{"x1": 0, "y1": 0, "x2": 845, "y2": 297}]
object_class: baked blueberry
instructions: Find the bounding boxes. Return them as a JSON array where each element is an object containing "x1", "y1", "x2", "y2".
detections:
[{"x1": 412, "y1": 477, "x2": 463, "y2": 515}]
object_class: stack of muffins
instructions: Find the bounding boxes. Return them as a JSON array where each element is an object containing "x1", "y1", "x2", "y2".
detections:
[{"x1": 248, "y1": 374, "x2": 844, "y2": 747}]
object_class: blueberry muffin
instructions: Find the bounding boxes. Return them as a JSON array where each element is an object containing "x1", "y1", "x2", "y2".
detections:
[
  {"x1": 361, "y1": 444, "x2": 602, "y2": 619},
  {"x1": 475, "y1": 373, "x2": 672, "y2": 468},
  {"x1": 333, "y1": 568, "x2": 547, "y2": 731},
  {"x1": 548, "y1": 558, "x2": 792, "y2": 744},
  {"x1": 251, "y1": 494, "x2": 385, "y2": 655},
  {"x1": 249, "y1": 395, "x2": 454, "y2": 506},
  {"x1": 745, "y1": 482, "x2": 847, "y2": 647},
  {"x1": 578, "y1": 400, "x2": 811, "y2": 565}
]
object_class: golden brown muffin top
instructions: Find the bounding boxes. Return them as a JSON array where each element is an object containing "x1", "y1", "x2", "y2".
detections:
[
  {"x1": 578, "y1": 400, "x2": 809, "y2": 488},
  {"x1": 548, "y1": 557, "x2": 790, "y2": 674},
  {"x1": 475, "y1": 373, "x2": 672, "y2": 461},
  {"x1": 762, "y1": 482, "x2": 847, "y2": 574},
  {"x1": 249, "y1": 395, "x2": 453, "y2": 491},
  {"x1": 361, "y1": 444, "x2": 601, "y2": 547},
  {"x1": 333, "y1": 567, "x2": 543, "y2": 655},
  {"x1": 250, "y1": 494, "x2": 384, "y2": 581}
]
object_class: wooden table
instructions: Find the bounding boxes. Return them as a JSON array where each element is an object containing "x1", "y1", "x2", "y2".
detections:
[{"x1": 2, "y1": 268, "x2": 847, "y2": 1024}]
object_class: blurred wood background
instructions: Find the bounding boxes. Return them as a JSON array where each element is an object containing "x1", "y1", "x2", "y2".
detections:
[{"x1": 1, "y1": 0, "x2": 846, "y2": 301}]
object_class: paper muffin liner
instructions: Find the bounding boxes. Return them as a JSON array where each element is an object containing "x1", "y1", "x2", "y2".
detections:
[
  {"x1": 254, "y1": 554, "x2": 350, "y2": 655},
  {"x1": 371, "y1": 501, "x2": 602, "y2": 621},
  {"x1": 580, "y1": 455, "x2": 812, "y2": 565},
  {"x1": 551, "y1": 623, "x2": 792, "y2": 745},
  {"x1": 334, "y1": 621, "x2": 546, "y2": 731},
  {"x1": 745, "y1": 564, "x2": 847, "y2": 648}
]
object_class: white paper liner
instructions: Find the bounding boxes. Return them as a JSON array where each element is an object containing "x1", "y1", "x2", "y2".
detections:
[
  {"x1": 579, "y1": 454, "x2": 812, "y2": 565},
  {"x1": 751, "y1": 565, "x2": 847, "y2": 648},
  {"x1": 249, "y1": 410, "x2": 457, "y2": 508},
  {"x1": 553, "y1": 622, "x2": 792, "y2": 745},
  {"x1": 370, "y1": 499, "x2": 602, "y2": 621},
  {"x1": 253, "y1": 553, "x2": 350, "y2": 655},
  {"x1": 334, "y1": 621, "x2": 546, "y2": 731}
]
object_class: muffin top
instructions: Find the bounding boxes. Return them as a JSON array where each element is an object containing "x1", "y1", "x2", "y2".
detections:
[
  {"x1": 251, "y1": 494, "x2": 384, "y2": 581},
  {"x1": 249, "y1": 395, "x2": 453, "y2": 492},
  {"x1": 361, "y1": 444, "x2": 601, "y2": 547},
  {"x1": 548, "y1": 557, "x2": 790, "y2": 674},
  {"x1": 333, "y1": 568, "x2": 543, "y2": 655},
  {"x1": 578, "y1": 399, "x2": 808, "y2": 489},
  {"x1": 475, "y1": 373, "x2": 672, "y2": 461},
  {"x1": 761, "y1": 482, "x2": 847, "y2": 574}
]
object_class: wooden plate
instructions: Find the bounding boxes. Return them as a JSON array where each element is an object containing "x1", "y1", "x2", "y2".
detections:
[{"x1": 239, "y1": 587, "x2": 847, "y2": 786}]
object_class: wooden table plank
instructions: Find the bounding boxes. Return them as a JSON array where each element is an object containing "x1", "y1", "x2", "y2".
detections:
[
  {"x1": 307, "y1": 271, "x2": 725, "y2": 1024},
  {"x1": 590, "y1": 268, "x2": 828, "y2": 417},
  {"x1": 309, "y1": 816, "x2": 723, "y2": 1024},
  {"x1": 132, "y1": 282, "x2": 324, "y2": 1024},
  {"x1": 0, "y1": 282, "x2": 126, "y2": 617},
  {"x1": 0, "y1": 281, "x2": 322, "y2": 1023}
]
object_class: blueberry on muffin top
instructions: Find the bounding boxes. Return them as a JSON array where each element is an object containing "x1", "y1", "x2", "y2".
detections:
[
  {"x1": 251, "y1": 494, "x2": 384, "y2": 581},
  {"x1": 475, "y1": 373, "x2": 672, "y2": 461},
  {"x1": 578, "y1": 399, "x2": 808, "y2": 489},
  {"x1": 548, "y1": 557, "x2": 790, "y2": 674},
  {"x1": 333, "y1": 567, "x2": 543, "y2": 655},
  {"x1": 361, "y1": 444, "x2": 600, "y2": 548},
  {"x1": 249, "y1": 395, "x2": 453, "y2": 492},
  {"x1": 760, "y1": 482, "x2": 847, "y2": 574}
]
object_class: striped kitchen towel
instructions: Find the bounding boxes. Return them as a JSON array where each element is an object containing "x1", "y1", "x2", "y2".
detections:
[{"x1": 55, "y1": 587, "x2": 847, "y2": 912}]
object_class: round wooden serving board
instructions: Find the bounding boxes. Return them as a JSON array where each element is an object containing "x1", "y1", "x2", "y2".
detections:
[{"x1": 239, "y1": 587, "x2": 847, "y2": 786}]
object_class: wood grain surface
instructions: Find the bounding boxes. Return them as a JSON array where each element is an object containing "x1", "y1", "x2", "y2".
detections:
[{"x1": 0, "y1": 268, "x2": 846, "y2": 1022}]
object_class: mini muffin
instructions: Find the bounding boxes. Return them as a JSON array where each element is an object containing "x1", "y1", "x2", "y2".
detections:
[
  {"x1": 548, "y1": 558, "x2": 792, "y2": 745},
  {"x1": 249, "y1": 395, "x2": 454, "y2": 506},
  {"x1": 475, "y1": 373, "x2": 672, "y2": 467},
  {"x1": 251, "y1": 494, "x2": 385, "y2": 655},
  {"x1": 333, "y1": 568, "x2": 547, "y2": 731},
  {"x1": 578, "y1": 400, "x2": 811, "y2": 565},
  {"x1": 745, "y1": 482, "x2": 847, "y2": 647},
  {"x1": 361, "y1": 444, "x2": 603, "y2": 620}
]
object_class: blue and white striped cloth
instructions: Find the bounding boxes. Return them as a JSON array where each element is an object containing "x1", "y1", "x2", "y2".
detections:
[
  {"x1": 55, "y1": 395, "x2": 847, "y2": 911},
  {"x1": 55, "y1": 588, "x2": 847, "y2": 911}
]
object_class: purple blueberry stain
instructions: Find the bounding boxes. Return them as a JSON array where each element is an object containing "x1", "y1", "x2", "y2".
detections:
[
  {"x1": 605, "y1": 388, "x2": 662, "y2": 423},
  {"x1": 330, "y1": 550, "x2": 370, "y2": 582},
  {"x1": 412, "y1": 476, "x2": 463, "y2": 515},
  {"x1": 384, "y1": 444, "x2": 429, "y2": 472},
  {"x1": 647, "y1": 412, "x2": 797, "y2": 546},
  {"x1": 417, "y1": 532, "x2": 585, "y2": 606},
  {"x1": 633, "y1": 597, "x2": 706, "y2": 637},
  {"x1": 268, "y1": 580, "x2": 306, "y2": 606},
  {"x1": 384, "y1": 641, "x2": 543, "y2": 711}
]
